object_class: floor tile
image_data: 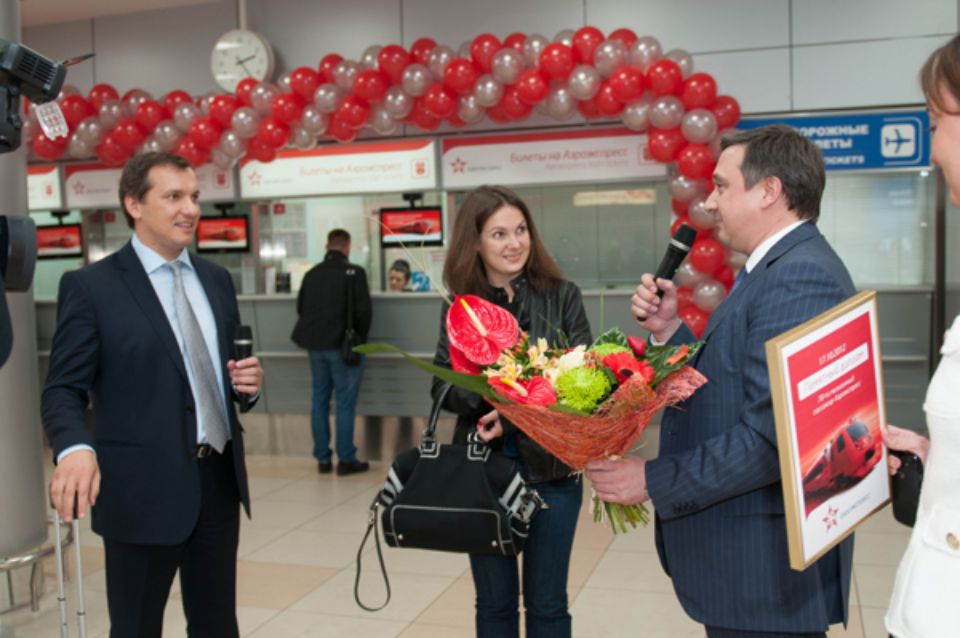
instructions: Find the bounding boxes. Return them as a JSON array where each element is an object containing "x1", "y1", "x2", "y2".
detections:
[
  {"x1": 248, "y1": 476, "x2": 297, "y2": 500},
  {"x1": 828, "y1": 605, "x2": 865, "y2": 638},
  {"x1": 852, "y1": 531, "x2": 909, "y2": 567},
  {"x1": 264, "y1": 478, "x2": 377, "y2": 508},
  {"x1": 244, "y1": 456, "x2": 320, "y2": 480},
  {"x1": 859, "y1": 606, "x2": 888, "y2": 638},
  {"x1": 236, "y1": 560, "x2": 338, "y2": 609},
  {"x1": 247, "y1": 499, "x2": 335, "y2": 529},
  {"x1": 246, "y1": 530, "x2": 370, "y2": 569},
  {"x1": 582, "y1": 549, "x2": 677, "y2": 594},
  {"x1": 398, "y1": 623, "x2": 475, "y2": 638},
  {"x1": 412, "y1": 574, "x2": 475, "y2": 629},
  {"x1": 367, "y1": 546, "x2": 470, "y2": 578},
  {"x1": 246, "y1": 609, "x2": 407, "y2": 637},
  {"x1": 853, "y1": 564, "x2": 898, "y2": 608},
  {"x1": 237, "y1": 520, "x2": 295, "y2": 559},
  {"x1": 570, "y1": 587, "x2": 701, "y2": 638}
]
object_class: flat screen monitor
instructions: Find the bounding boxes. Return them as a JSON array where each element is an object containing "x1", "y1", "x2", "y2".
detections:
[
  {"x1": 196, "y1": 215, "x2": 250, "y2": 253},
  {"x1": 379, "y1": 206, "x2": 443, "y2": 247},
  {"x1": 36, "y1": 224, "x2": 83, "y2": 259}
]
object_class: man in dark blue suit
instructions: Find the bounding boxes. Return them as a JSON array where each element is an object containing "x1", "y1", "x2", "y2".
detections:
[
  {"x1": 588, "y1": 125, "x2": 855, "y2": 637},
  {"x1": 43, "y1": 152, "x2": 263, "y2": 637}
]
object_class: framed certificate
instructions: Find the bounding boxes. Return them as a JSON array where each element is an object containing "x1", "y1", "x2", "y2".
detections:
[{"x1": 766, "y1": 290, "x2": 890, "y2": 571}]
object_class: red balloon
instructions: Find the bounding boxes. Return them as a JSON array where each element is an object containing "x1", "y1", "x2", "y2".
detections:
[
  {"x1": 681, "y1": 73, "x2": 718, "y2": 110},
  {"x1": 378, "y1": 45, "x2": 412, "y2": 85},
  {"x1": 97, "y1": 134, "x2": 129, "y2": 166},
  {"x1": 318, "y1": 53, "x2": 344, "y2": 83},
  {"x1": 404, "y1": 98, "x2": 438, "y2": 130},
  {"x1": 175, "y1": 137, "x2": 208, "y2": 166},
  {"x1": 423, "y1": 84, "x2": 457, "y2": 118},
  {"x1": 715, "y1": 266, "x2": 735, "y2": 291},
  {"x1": 539, "y1": 43, "x2": 575, "y2": 81},
  {"x1": 671, "y1": 214, "x2": 692, "y2": 237},
  {"x1": 470, "y1": 33, "x2": 501, "y2": 72},
  {"x1": 410, "y1": 38, "x2": 437, "y2": 66},
  {"x1": 572, "y1": 26, "x2": 604, "y2": 63},
  {"x1": 485, "y1": 104, "x2": 511, "y2": 124},
  {"x1": 609, "y1": 66, "x2": 645, "y2": 103},
  {"x1": 336, "y1": 95, "x2": 370, "y2": 129},
  {"x1": 515, "y1": 69, "x2": 548, "y2": 105},
  {"x1": 671, "y1": 199, "x2": 689, "y2": 215},
  {"x1": 32, "y1": 131, "x2": 67, "y2": 161},
  {"x1": 271, "y1": 93, "x2": 305, "y2": 124},
  {"x1": 246, "y1": 137, "x2": 277, "y2": 162},
  {"x1": 504, "y1": 32, "x2": 527, "y2": 52},
  {"x1": 499, "y1": 86, "x2": 532, "y2": 120},
  {"x1": 354, "y1": 70, "x2": 389, "y2": 102},
  {"x1": 677, "y1": 144, "x2": 715, "y2": 180},
  {"x1": 163, "y1": 89, "x2": 193, "y2": 114},
  {"x1": 327, "y1": 114, "x2": 359, "y2": 143},
  {"x1": 711, "y1": 95, "x2": 741, "y2": 129},
  {"x1": 689, "y1": 238, "x2": 726, "y2": 274},
  {"x1": 608, "y1": 28, "x2": 638, "y2": 48},
  {"x1": 188, "y1": 117, "x2": 222, "y2": 149},
  {"x1": 577, "y1": 96, "x2": 600, "y2": 119},
  {"x1": 113, "y1": 119, "x2": 147, "y2": 149},
  {"x1": 676, "y1": 286, "x2": 694, "y2": 310},
  {"x1": 88, "y1": 83, "x2": 119, "y2": 111},
  {"x1": 134, "y1": 99, "x2": 168, "y2": 132},
  {"x1": 647, "y1": 59, "x2": 683, "y2": 97},
  {"x1": 235, "y1": 79, "x2": 258, "y2": 106},
  {"x1": 290, "y1": 66, "x2": 321, "y2": 100},
  {"x1": 447, "y1": 113, "x2": 466, "y2": 128},
  {"x1": 595, "y1": 81, "x2": 624, "y2": 117},
  {"x1": 207, "y1": 95, "x2": 238, "y2": 128},
  {"x1": 679, "y1": 305, "x2": 709, "y2": 338},
  {"x1": 443, "y1": 58, "x2": 479, "y2": 94},
  {"x1": 59, "y1": 95, "x2": 93, "y2": 131},
  {"x1": 257, "y1": 117, "x2": 291, "y2": 148},
  {"x1": 648, "y1": 127, "x2": 685, "y2": 162}
]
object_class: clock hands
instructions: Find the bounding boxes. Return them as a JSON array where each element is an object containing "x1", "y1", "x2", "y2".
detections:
[{"x1": 235, "y1": 54, "x2": 256, "y2": 76}]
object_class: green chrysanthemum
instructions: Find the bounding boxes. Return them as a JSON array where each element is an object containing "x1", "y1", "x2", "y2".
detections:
[
  {"x1": 589, "y1": 343, "x2": 630, "y2": 358},
  {"x1": 555, "y1": 367, "x2": 613, "y2": 412}
]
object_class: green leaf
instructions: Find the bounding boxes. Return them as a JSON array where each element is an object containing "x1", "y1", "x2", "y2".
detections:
[
  {"x1": 645, "y1": 340, "x2": 704, "y2": 387},
  {"x1": 353, "y1": 343, "x2": 500, "y2": 400},
  {"x1": 591, "y1": 327, "x2": 628, "y2": 349}
]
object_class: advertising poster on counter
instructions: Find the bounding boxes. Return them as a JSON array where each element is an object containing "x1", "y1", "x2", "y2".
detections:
[
  {"x1": 766, "y1": 290, "x2": 889, "y2": 570},
  {"x1": 37, "y1": 224, "x2": 83, "y2": 259},
  {"x1": 380, "y1": 207, "x2": 443, "y2": 246},
  {"x1": 196, "y1": 216, "x2": 249, "y2": 252}
]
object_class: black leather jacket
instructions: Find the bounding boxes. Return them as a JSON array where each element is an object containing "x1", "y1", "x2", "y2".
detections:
[{"x1": 431, "y1": 272, "x2": 592, "y2": 483}]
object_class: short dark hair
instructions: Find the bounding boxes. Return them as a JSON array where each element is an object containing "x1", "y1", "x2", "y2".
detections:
[
  {"x1": 119, "y1": 152, "x2": 193, "y2": 228},
  {"x1": 327, "y1": 229, "x2": 351, "y2": 248},
  {"x1": 920, "y1": 34, "x2": 960, "y2": 115},
  {"x1": 389, "y1": 258, "x2": 411, "y2": 280},
  {"x1": 720, "y1": 124, "x2": 825, "y2": 221}
]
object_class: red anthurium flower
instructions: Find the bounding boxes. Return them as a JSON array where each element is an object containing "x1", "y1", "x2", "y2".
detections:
[
  {"x1": 489, "y1": 376, "x2": 557, "y2": 406},
  {"x1": 446, "y1": 295, "x2": 519, "y2": 365},
  {"x1": 602, "y1": 352, "x2": 655, "y2": 385},
  {"x1": 627, "y1": 335, "x2": 647, "y2": 358},
  {"x1": 449, "y1": 344, "x2": 480, "y2": 374}
]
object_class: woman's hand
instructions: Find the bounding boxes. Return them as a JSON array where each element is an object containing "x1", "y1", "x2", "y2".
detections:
[
  {"x1": 883, "y1": 424, "x2": 931, "y2": 475},
  {"x1": 476, "y1": 410, "x2": 504, "y2": 443}
]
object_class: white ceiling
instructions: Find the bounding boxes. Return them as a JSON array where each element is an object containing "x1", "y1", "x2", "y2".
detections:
[{"x1": 20, "y1": 0, "x2": 222, "y2": 27}]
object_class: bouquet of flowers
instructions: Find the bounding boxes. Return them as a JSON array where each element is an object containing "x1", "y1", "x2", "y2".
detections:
[{"x1": 357, "y1": 294, "x2": 707, "y2": 533}]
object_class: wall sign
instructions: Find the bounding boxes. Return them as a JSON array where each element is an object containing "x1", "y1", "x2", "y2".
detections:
[
  {"x1": 64, "y1": 163, "x2": 236, "y2": 209},
  {"x1": 27, "y1": 165, "x2": 63, "y2": 210}
]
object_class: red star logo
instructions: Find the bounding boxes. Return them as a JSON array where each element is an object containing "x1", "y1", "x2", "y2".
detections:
[
  {"x1": 72, "y1": 180, "x2": 86, "y2": 195},
  {"x1": 450, "y1": 156, "x2": 466, "y2": 173},
  {"x1": 822, "y1": 505, "x2": 839, "y2": 531},
  {"x1": 248, "y1": 170, "x2": 262, "y2": 187}
]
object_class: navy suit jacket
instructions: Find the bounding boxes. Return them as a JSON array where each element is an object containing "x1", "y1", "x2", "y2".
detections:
[
  {"x1": 646, "y1": 222, "x2": 856, "y2": 632},
  {"x1": 42, "y1": 241, "x2": 252, "y2": 546}
]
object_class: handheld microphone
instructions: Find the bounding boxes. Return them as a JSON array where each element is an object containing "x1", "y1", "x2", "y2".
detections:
[
  {"x1": 637, "y1": 224, "x2": 698, "y2": 320},
  {"x1": 234, "y1": 325, "x2": 253, "y2": 411}
]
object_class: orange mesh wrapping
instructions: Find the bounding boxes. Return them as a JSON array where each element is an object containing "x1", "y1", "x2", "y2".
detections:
[{"x1": 489, "y1": 366, "x2": 708, "y2": 470}]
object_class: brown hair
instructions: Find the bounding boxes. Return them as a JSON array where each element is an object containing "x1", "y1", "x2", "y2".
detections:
[
  {"x1": 443, "y1": 185, "x2": 563, "y2": 297},
  {"x1": 921, "y1": 34, "x2": 960, "y2": 115},
  {"x1": 119, "y1": 152, "x2": 193, "y2": 228}
]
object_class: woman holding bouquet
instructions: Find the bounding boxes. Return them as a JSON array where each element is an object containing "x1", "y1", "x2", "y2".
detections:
[{"x1": 431, "y1": 185, "x2": 592, "y2": 638}]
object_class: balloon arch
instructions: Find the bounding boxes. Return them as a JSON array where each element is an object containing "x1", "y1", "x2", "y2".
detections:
[{"x1": 29, "y1": 27, "x2": 744, "y2": 335}]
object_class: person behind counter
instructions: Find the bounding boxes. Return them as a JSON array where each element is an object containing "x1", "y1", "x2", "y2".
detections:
[
  {"x1": 387, "y1": 258, "x2": 412, "y2": 292},
  {"x1": 431, "y1": 184, "x2": 592, "y2": 638}
]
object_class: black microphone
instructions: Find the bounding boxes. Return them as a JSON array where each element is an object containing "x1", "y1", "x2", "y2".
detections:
[
  {"x1": 234, "y1": 325, "x2": 253, "y2": 411},
  {"x1": 637, "y1": 223, "x2": 698, "y2": 320}
]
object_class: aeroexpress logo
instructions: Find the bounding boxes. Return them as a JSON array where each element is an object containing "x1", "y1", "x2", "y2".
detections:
[
  {"x1": 450, "y1": 156, "x2": 466, "y2": 173},
  {"x1": 822, "y1": 505, "x2": 839, "y2": 532}
]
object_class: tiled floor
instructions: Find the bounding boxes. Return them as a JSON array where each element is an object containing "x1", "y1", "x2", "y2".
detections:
[{"x1": 0, "y1": 455, "x2": 910, "y2": 637}]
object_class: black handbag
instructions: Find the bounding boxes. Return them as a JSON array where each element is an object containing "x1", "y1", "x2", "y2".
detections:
[
  {"x1": 890, "y1": 450, "x2": 924, "y2": 527},
  {"x1": 354, "y1": 383, "x2": 546, "y2": 611},
  {"x1": 342, "y1": 267, "x2": 362, "y2": 366}
]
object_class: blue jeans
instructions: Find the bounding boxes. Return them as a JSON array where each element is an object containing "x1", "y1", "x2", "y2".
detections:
[
  {"x1": 308, "y1": 349, "x2": 364, "y2": 463},
  {"x1": 469, "y1": 474, "x2": 582, "y2": 638}
]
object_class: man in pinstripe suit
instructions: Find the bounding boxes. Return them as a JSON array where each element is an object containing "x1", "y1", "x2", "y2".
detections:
[{"x1": 588, "y1": 125, "x2": 855, "y2": 637}]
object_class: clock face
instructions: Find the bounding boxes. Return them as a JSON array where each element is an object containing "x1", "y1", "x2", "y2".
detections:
[{"x1": 210, "y1": 29, "x2": 275, "y2": 92}]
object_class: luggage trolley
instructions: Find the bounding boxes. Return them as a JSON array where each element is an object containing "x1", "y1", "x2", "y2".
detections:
[{"x1": 52, "y1": 507, "x2": 86, "y2": 637}]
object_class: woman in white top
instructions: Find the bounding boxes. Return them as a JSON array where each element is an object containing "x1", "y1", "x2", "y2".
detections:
[{"x1": 884, "y1": 34, "x2": 960, "y2": 638}]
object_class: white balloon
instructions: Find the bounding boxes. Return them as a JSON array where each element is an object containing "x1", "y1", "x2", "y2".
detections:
[
  {"x1": 383, "y1": 86, "x2": 414, "y2": 119},
  {"x1": 688, "y1": 197, "x2": 716, "y2": 229},
  {"x1": 249, "y1": 82, "x2": 279, "y2": 115},
  {"x1": 457, "y1": 94, "x2": 485, "y2": 123},
  {"x1": 545, "y1": 84, "x2": 577, "y2": 120},
  {"x1": 154, "y1": 120, "x2": 182, "y2": 149},
  {"x1": 99, "y1": 99, "x2": 124, "y2": 129},
  {"x1": 276, "y1": 71, "x2": 293, "y2": 93},
  {"x1": 67, "y1": 134, "x2": 93, "y2": 159},
  {"x1": 726, "y1": 251, "x2": 748, "y2": 270},
  {"x1": 491, "y1": 48, "x2": 525, "y2": 85},
  {"x1": 333, "y1": 60, "x2": 361, "y2": 91},
  {"x1": 553, "y1": 29, "x2": 575, "y2": 47},
  {"x1": 427, "y1": 45, "x2": 455, "y2": 81},
  {"x1": 289, "y1": 124, "x2": 317, "y2": 149},
  {"x1": 472, "y1": 74, "x2": 503, "y2": 107},
  {"x1": 219, "y1": 129, "x2": 248, "y2": 158},
  {"x1": 76, "y1": 116, "x2": 104, "y2": 145},
  {"x1": 648, "y1": 95, "x2": 685, "y2": 130},
  {"x1": 401, "y1": 63, "x2": 432, "y2": 97},
  {"x1": 620, "y1": 94, "x2": 652, "y2": 131},
  {"x1": 211, "y1": 147, "x2": 235, "y2": 170},
  {"x1": 593, "y1": 39, "x2": 629, "y2": 78},
  {"x1": 523, "y1": 34, "x2": 549, "y2": 68},
  {"x1": 369, "y1": 105, "x2": 398, "y2": 135},
  {"x1": 300, "y1": 105, "x2": 328, "y2": 133},
  {"x1": 630, "y1": 36, "x2": 662, "y2": 72},
  {"x1": 313, "y1": 83, "x2": 344, "y2": 113},
  {"x1": 361, "y1": 45, "x2": 382, "y2": 70},
  {"x1": 681, "y1": 108, "x2": 719, "y2": 144},
  {"x1": 669, "y1": 175, "x2": 706, "y2": 202},
  {"x1": 674, "y1": 260, "x2": 709, "y2": 288},
  {"x1": 567, "y1": 65, "x2": 601, "y2": 100},
  {"x1": 665, "y1": 48, "x2": 694, "y2": 77},
  {"x1": 693, "y1": 279, "x2": 726, "y2": 313}
]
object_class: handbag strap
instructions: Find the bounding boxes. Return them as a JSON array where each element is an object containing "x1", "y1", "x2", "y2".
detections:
[
  {"x1": 344, "y1": 267, "x2": 356, "y2": 332},
  {"x1": 354, "y1": 495, "x2": 391, "y2": 612},
  {"x1": 422, "y1": 382, "x2": 453, "y2": 445}
]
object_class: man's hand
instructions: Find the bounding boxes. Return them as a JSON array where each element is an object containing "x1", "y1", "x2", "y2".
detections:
[
  {"x1": 228, "y1": 356, "x2": 263, "y2": 395},
  {"x1": 585, "y1": 456, "x2": 649, "y2": 505},
  {"x1": 476, "y1": 409, "x2": 503, "y2": 443},
  {"x1": 883, "y1": 424, "x2": 930, "y2": 475},
  {"x1": 50, "y1": 450, "x2": 100, "y2": 522},
  {"x1": 631, "y1": 273, "x2": 682, "y2": 343}
]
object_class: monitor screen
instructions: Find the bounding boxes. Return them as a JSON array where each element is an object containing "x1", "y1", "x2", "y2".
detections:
[
  {"x1": 380, "y1": 207, "x2": 443, "y2": 247},
  {"x1": 196, "y1": 216, "x2": 250, "y2": 253},
  {"x1": 36, "y1": 224, "x2": 83, "y2": 259}
]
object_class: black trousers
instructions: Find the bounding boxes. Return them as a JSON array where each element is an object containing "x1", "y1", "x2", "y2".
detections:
[
  {"x1": 104, "y1": 446, "x2": 241, "y2": 638},
  {"x1": 706, "y1": 628, "x2": 827, "y2": 638}
]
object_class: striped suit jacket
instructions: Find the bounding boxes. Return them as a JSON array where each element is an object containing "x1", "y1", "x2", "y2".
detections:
[{"x1": 646, "y1": 221, "x2": 856, "y2": 633}]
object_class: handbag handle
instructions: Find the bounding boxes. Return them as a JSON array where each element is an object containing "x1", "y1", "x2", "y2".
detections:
[
  {"x1": 422, "y1": 382, "x2": 453, "y2": 445},
  {"x1": 354, "y1": 496, "x2": 391, "y2": 612}
]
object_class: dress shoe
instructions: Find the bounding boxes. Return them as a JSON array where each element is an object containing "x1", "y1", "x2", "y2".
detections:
[
  {"x1": 336, "y1": 460, "x2": 370, "y2": 476},
  {"x1": 318, "y1": 461, "x2": 333, "y2": 474}
]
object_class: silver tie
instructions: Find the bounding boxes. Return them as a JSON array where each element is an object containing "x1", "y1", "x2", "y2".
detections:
[{"x1": 167, "y1": 261, "x2": 229, "y2": 452}]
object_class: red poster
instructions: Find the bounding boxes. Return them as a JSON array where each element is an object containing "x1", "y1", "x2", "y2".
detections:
[
  {"x1": 36, "y1": 224, "x2": 83, "y2": 259},
  {"x1": 380, "y1": 207, "x2": 443, "y2": 246},
  {"x1": 196, "y1": 216, "x2": 249, "y2": 252}
]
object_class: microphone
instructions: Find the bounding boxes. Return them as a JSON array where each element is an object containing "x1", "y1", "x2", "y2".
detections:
[
  {"x1": 637, "y1": 223, "x2": 698, "y2": 320},
  {"x1": 234, "y1": 325, "x2": 253, "y2": 411}
]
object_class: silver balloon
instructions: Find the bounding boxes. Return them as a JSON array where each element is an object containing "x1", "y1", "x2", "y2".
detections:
[
  {"x1": 553, "y1": 29, "x2": 575, "y2": 47},
  {"x1": 313, "y1": 83, "x2": 344, "y2": 114},
  {"x1": 98, "y1": 99, "x2": 124, "y2": 129},
  {"x1": 648, "y1": 95, "x2": 685, "y2": 130},
  {"x1": 693, "y1": 279, "x2": 726, "y2": 313},
  {"x1": 67, "y1": 134, "x2": 93, "y2": 159},
  {"x1": 427, "y1": 45, "x2": 455, "y2": 81},
  {"x1": 383, "y1": 86, "x2": 414, "y2": 119},
  {"x1": 681, "y1": 108, "x2": 718, "y2": 144},
  {"x1": 669, "y1": 175, "x2": 706, "y2": 202},
  {"x1": 333, "y1": 59, "x2": 361, "y2": 91},
  {"x1": 401, "y1": 63, "x2": 432, "y2": 97},
  {"x1": 289, "y1": 124, "x2": 317, "y2": 150},
  {"x1": 620, "y1": 94, "x2": 652, "y2": 132},
  {"x1": 361, "y1": 45, "x2": 382, "y2": 70},
  {"x1": 219, "y1": 129, "x2": 248, "y2": 158},
  {"x1": 276, "y1": 71, "x2": 292, "y2": 93},
  {"x1": 230, "y1": 107, "x2": 261, "y2": 139},
  {"x1": 688, "y1": 197, "x2": 716, "y2": 229},
  {"x1": 299, "y1": 104, "x2": 328, "y2": 133},
  {"x1": 674, "y1": 260, "x2": 709, "y2": 288},
  {"x1": 593, "y1": 39, "x2": 629, "y2": 78},
  {"x1": 710, "y1": 127, "x2": 738, "y2": 159},
  {"x1": 458, "y1": 40, "x2": 472, "y2": 58},
  {"x1": 491, "y1": 48, "x2": 525, "y2": 85},
  {"x1": 76, "y1": 116, "x2": 104, "y2": 145},
  {"x1": 726, "y1": 252, "x2": 748, "y2": 270},
  {"x1": 523, "y1": 34, "x2": 549, "y2": 68},
  {"x1": 139, "y1": 136, "x2": 164, "y2": 155},
  {"x1": 457, "y1": 94, "x2": 485, "y2": 123},
  {"x1": 57, "y1": 84, "x2": 81, "y2": 100},
  {"x1": 630, "y1": 36, "x2": 662, "y2": 72},
  {"x1": 472, "y1": 74, "x2": 503, "y2": 107},
  {"x1": 545, "y1": 84, "x2": 577, "y2": 120},
  {"x1": 124, "y1": 88, "x2": 152, "y2": 117},
  {"x1": 154, "y1": 120, "x2": 182, "y2": 150},
  {"x1": 250, "y1": 82, "x2": 279, "y2": 115},
  {"x1": 369, "y1": 105, "x2": 398, "y2": 135},
  {"x1": 665, "y1": 48, "x2": 694, "y2": 77},
  {"x1": 567, "y1": 65, "x2": 601, "y2": 100},
  {"x1": 196, "y1": 92, "x2": 219, "y2": 117},
  {"x1": 211, "y1": 147, "x2": 235, "y2": 170}
]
